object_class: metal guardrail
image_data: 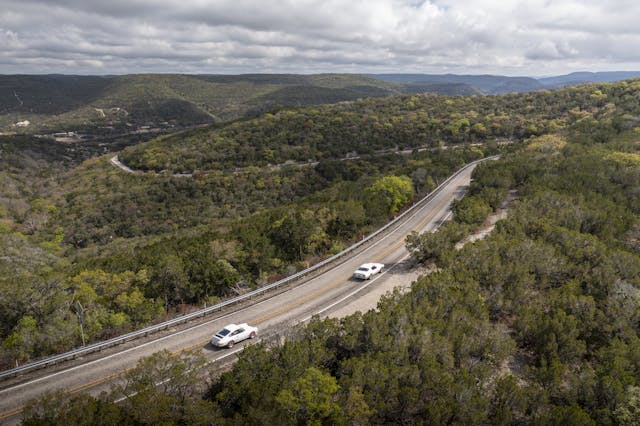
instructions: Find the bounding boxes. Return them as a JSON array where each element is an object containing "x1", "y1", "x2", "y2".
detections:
[{"x1": 0, "y1": 157, "x2": 492, "y2": 380}]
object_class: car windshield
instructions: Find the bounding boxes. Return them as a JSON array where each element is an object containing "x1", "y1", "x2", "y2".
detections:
[
  {"x1": 217, "y1": 328, "x2": 231, "y2": 336},
  {"x1": 357, "y1": 267, "x2": 369, "y2": 271}
]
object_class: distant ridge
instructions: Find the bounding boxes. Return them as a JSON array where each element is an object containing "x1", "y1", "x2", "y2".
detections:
[
  {"x1": 0, "y1": 73, "x2": 483, "y2": 133},
  {"x1": 368, "y1": 73, "x2": 544, "y2": 94},
  {"x1": 370, "y1": 71, "x2": 640, "y2": 94},
  {"x1": 2, "y1": 71, "x2": 640, "y2": 134},
  {"x1": 537, "y1": 71, "x2": 640, "y2": 88}
]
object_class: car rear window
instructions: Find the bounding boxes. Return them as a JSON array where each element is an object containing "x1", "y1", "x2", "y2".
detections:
[
  {"x1": 218, "y1": 328, "x2": 231, "y2": 336},
  {"x1": 358, "y1": 267, "x2": 369, "y2": 271}
]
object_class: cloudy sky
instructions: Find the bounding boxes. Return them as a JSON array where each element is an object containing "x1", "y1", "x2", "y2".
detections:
[{"x1": 1, "y1": 0, "x2": 639, "y2": 76}]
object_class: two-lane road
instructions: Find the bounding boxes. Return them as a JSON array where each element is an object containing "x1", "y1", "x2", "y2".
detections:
[{"x1": 0, "y1": 161, "x2": 479, "y2": 424}]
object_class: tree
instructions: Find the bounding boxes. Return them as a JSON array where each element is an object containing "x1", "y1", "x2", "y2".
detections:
[
  {"x1": 114, "y1": 349, "x2": 207, "y2": 403},
  {"x1": 22, "y1": 391, "x2": 124, "y2": 426},
  {"x1": 452, "y1": 195, "x2": 492, "y2": 227},
  {"x1": 328, "y1": 200, "x2": 367, "y2": 239},
  {"x1": 276, "y1": 366, "x2": 344, "y2": 425},
  {"x1": 209, "y1": 259, "x2": 243, "y2": 296},
  {"x1": 2, "y1": 315, "x2": 38, "y2": 363},
  {"x1": 541, "y1": 404, "x2": 596, "y2": 425},
  {"x1": 344, "y1": 385, "x2": 375, "y2": 425},
  {"x1": 66, "y1": 269, "x2": 159, "y2": 339},
  {"x1": 270, "y1": 209, "x2": 317, "y2": 261},
  {"x1": 111, "y1": 349, "x2": 219, "y2": 424},
  {"x1": 152, "y1": 255, "x2": 190, "y2": 313},
  {"x1": 614, "y1": 386, "x2": 640, "y2": 426},
  {"x1": 406, "y1": 221, "x2": 468, "y2": 266},
  {"x1": 21, "y1": 350, "x2": 220, "y2": 425},
  {"x1": 114, "y1": 288, "x2": 162, "y2": 325},
  {"x1": 489, "y1": 375, "x2": 527, "y2": 425},
  {"x1": 410, "y1": 167, "x2": 429, "y2": 193},
  {"x1": 365, "y1": 175, "x2": 414, "y2": 218}
]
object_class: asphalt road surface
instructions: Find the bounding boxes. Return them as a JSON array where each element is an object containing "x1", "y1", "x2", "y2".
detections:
[{"x1": 0, "y1": 161, "x2": 478, "y2": 424}]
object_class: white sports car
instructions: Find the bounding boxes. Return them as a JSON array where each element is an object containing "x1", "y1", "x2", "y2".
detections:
[
  {"x1": 210, "y1": 323, "x2": 258, "y2": 348},
  {"x1": 353, "y1": 262, "x2": 384, "y2": 280}
]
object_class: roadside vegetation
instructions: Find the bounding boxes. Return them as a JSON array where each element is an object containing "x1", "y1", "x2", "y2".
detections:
[
  {"x1": 191, "y1": 124, "x2": 640, "y2": 425},
  {"x1": 2, "y1": 79, "x2": 640, "y2": 382},
  {"x1": 20, "y1": 113, "x2": 640, "y2": 424},
  {"x1": 0, "y1": 136, "x2": 481, "y2": 367}
]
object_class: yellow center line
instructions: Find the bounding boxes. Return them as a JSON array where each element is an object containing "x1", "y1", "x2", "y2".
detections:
[
  {"x1": 0, "y1": 182, "x2": 458, "y2": 422},
  {"x1": 0, "y1": 407, "x2": 23, "y2": 421},
  {"x1": 248, "y1": 272, "x2": 352, "y2": 325},
  {"x1": 67, "y1": 367, "x2": 134, "y2": 395},
  {"x1": 249, "y1": 192, "x2": 450, "y2": 325}
]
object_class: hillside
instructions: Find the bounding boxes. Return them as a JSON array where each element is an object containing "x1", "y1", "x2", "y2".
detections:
[
  {"x1": 0, "y1": 73, "x2": 475, "y2": 135},
  {"x1": 538, "y1": 71, "x2": 640, "y2": 88},
  {"x1": 10, "y1": 71, "x2": 639, "y2": 136},
  {"x1": 119, "y1": 80, "x2": 637, "y2": 174},
  {"x1": 370, "y1": 73, "x2": 545, "y2": 94},
  {"x1": 2, "y1": 78, "x2": 640, "y2": 372},
  {"x1": 198, "y1": 127, "x2": 640, "y2": 425},
  {"x1": 372, "y1": 71, "x2": 640, "y2": 93},
  {"x1": 4, "y1": 72, "x2": 638, "y2": 136},
  {"x1": 16, "y1": 80, "x2": 640, "y2": 425}
]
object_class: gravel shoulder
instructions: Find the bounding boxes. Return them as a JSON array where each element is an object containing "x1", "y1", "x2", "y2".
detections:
[{"x1": 328, "y1": 194, "x2": 514, "y2": 319}]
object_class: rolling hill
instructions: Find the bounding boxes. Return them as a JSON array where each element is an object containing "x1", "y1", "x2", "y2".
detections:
[
  {"x1": 537, "y1": 71, "x2": 640, "y2": 88},
  {"x1": 0, "y1": 74, "x2": 476, "y2": 134},
  {"x1": 370, "y1": 71, "x2": 640, "y2": 93},
  {"x1": 4, "y1": 78, "x2": 640, "y2": 425},
  {"x1": 3, "y1": 72, "x2": 638, "y2": 135},
  {"x1": 369, "y1": 73, "x2": 545, "y2": 94}
]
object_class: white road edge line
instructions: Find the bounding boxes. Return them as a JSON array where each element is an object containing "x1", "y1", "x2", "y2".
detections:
[
  {"x1": 300, "y1": 209, "x2": 453, "y2": 322},
  {"x1": 1, "y1": 173, "x2": 462, "y2": 395},
  {"x1": 1, "y1": 296, "x2": 270, "y2": 394},
  {"x1": 112, "y1": 346, "x2": 245, "y2": 403},
  {"x1": 107, "y1": 209, "x2": 458, "y2": 405}
]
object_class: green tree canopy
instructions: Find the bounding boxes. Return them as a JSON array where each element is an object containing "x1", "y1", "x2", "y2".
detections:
[{"x1": 365, "y1": 175, "x2": 415, "y2": 218}]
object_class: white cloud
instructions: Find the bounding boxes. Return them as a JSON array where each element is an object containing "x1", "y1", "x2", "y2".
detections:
[{"x1": 1, "y1": 0, "x2": 639, "y2": 75}]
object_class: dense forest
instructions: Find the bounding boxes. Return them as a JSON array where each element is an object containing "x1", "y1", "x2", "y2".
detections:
[
  {"x1": 0, "y1": 129, "x2": 485, "y2": 367},
  {"x1": 1, "y1": 73, "x2": 475, "y2": 134},
  {"x1": 118, "y1": 87, "x2": 569, "y2": 173},
  {"x1": 20, "y1": 103, "x2": 640, "y2": 424},
  {"x1": 117, "y1": 79, "x2": 640, "y2": 178},
  {"x1": 1, "y1": 78, "x2": 640, "y2": 384},
  {"x1": 4, "y1": 72, "x2": 637, "y2": 136},
  {"x1": 197, "y1": 128, "x2": 640, "y2": 425}
]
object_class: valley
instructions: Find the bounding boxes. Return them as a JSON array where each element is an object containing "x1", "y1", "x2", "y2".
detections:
[{"x1": 0, "y1": 74, "x2": 639, "y2": 424}]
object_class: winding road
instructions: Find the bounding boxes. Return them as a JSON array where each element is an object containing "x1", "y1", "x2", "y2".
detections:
[{"x1": 0, "y1": 161, "x2": 481, "y2": 424}]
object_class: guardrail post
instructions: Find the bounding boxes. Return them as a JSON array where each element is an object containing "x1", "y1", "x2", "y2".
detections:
[{"x1": 0, "y1": 158, "x2": 495, "y2": 381}]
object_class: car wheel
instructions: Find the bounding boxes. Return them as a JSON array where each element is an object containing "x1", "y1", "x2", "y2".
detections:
[
  {"x1": 249, "y1": 331, "x2": 256, "y2": 339},
  {"x1": 227, "y1": 340, "x2": 234, "y2": 348}
]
